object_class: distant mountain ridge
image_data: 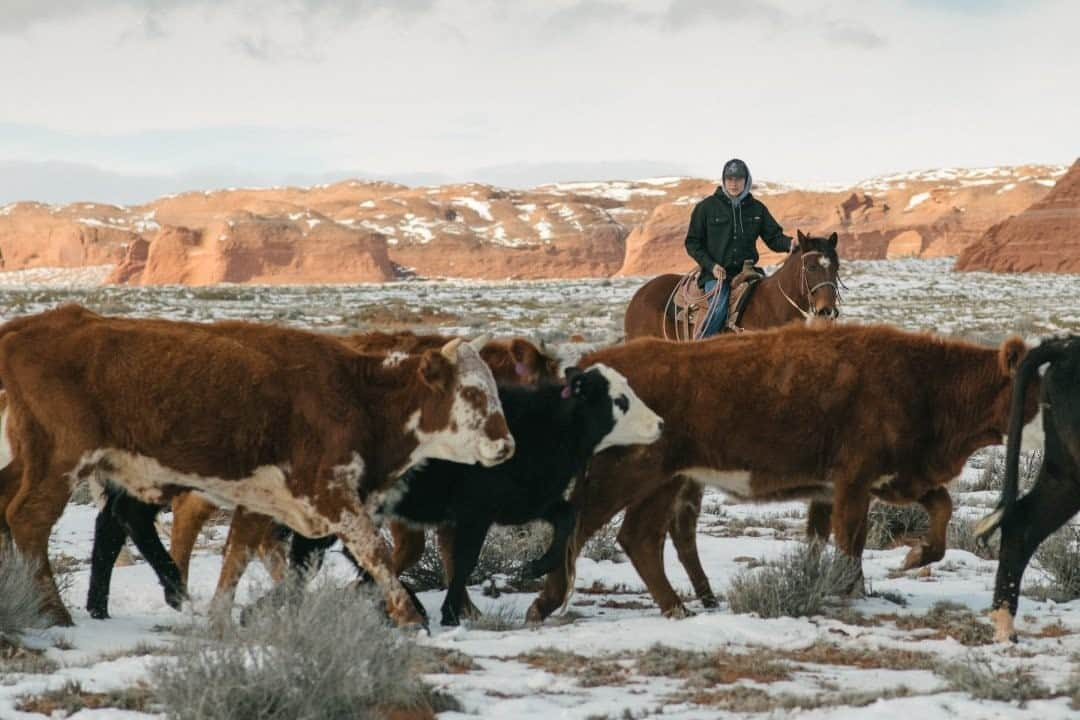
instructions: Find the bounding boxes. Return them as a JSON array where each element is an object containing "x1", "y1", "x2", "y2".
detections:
[{"x1": 0, "y1": 163, "x2": 1070, "y2": 284}]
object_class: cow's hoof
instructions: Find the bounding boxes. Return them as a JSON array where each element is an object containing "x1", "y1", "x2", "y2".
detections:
[
  {"x1": 990, "y1": 607, "x2": 1018, "y2": 644},
  {"x1": 699, "y1": 594, "x2": 719, "y2": 609},
  {"x1": 164, "y1": 589, "x2": 186, "y2": 612},
  {"x1": 663, "y1": 604, "x2": 694, "y2": 619},
  {"x1": 440, "y1": 612, "x2": 461, "y2": 627},
  {"x1": 47, "y1": 605, "x2": 75, "y2": 628},
  {"x1": 900, "y1": 543, "x2": 944, "y2": 571},
  {"x1": 525, "y1": 602, "x2": 547, "y2": 625},
  {"x1": 87, "y1": 606, "x2": 109, "y2": 620}
]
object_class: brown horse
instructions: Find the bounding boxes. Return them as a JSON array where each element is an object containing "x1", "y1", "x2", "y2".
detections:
[
  {"x1": 620, "y1": 230, "x2": 841, "y2": 609},
  {"x1": 624, "y1": 230, "x2": 841, "y2": 340}
]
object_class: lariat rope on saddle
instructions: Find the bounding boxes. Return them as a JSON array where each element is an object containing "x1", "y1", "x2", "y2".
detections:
[{"x1": 663, "y1": 270, "x2": 724, "y2": 342}]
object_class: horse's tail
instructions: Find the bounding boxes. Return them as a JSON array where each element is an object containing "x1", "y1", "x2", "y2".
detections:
[{"x1": 975, "y1": 337, "x2": 1070, "y2": 541}]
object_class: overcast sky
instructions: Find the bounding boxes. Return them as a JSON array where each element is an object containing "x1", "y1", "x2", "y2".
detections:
[{"x1": 1, "y1": 0, "x2": 1077, "y2": 203}]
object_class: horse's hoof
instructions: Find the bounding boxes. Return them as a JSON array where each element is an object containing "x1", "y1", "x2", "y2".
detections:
[
  {"x1": 525, "y1": 602, "x2": 546, "y2": 625},
  {"x1": 87, "y1": 606, "x2": 109, "y2": 620}
]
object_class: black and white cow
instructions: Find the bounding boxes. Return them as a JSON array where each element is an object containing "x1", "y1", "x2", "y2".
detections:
[
  {"x1": 294, "y1": 364, "x2": 664, "y2": 626},
  {"x1": 976, "y1": 334, "x2": 1080, "y2": 642}
]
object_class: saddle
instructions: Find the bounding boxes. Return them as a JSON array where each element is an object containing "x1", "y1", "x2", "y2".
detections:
[{"x1": 668, "y1": 260, "x2": 765, "y2": 340}]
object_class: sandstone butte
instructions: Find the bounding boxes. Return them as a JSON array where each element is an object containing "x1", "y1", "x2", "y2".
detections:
[
  {"x1": 0, "y1": 163, "x2": 1072, "y2": 285},
  {"x1": 955, "y1": 158, "x2": 1080, "y2": 273}
]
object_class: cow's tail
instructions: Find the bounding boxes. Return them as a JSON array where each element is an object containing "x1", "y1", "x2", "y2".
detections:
[{"x1": 975, "y1": 338, "x2": 1068, "y2": 541}]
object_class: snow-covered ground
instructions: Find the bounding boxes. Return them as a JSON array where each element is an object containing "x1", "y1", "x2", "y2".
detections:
[{"x1": 2, "y1": 259, "x2": 1080, "y2": 718}]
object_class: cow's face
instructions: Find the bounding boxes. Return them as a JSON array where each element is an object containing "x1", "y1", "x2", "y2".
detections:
[
  {"x1": 568, "y1": 364, "x2": 664, "y2": 453},
  {"x1": 479, "y1": 337, "x2": 561, "y2": 386},
  {"x1": 414, "y1": 339, "x2": 514, "y2": 467}
]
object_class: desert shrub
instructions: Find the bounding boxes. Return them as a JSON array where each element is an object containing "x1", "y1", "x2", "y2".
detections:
[
  {"x1": 149, "y1": 574, "x2": 444, "y2": 720},
  {"x1": 399, "y1": 523, "x2": 552, "y2": 593},
  {"x1": 0, "y1": 547, "x2": 50, "y2": 639},
  {"x1": 581, "y1": 520, "x2": 625, "y2": 563},
  {"x1": 866, "y1": 502, "x2": 929, "y2": 549},
  {"x1": 940, "y1": 655, "x2": 1050, "y2": 704},
  {"x1": 726, "y1": 542, "x2": 862, "y2": 618},
  {"x1": 947, "y1": 516, "x2": 999, "y2": 560},
  {"x1": 1032, "y1": 525, "x2": 1080, "y2": 602}
]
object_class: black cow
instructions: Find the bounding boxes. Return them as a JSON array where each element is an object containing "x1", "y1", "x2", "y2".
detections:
[
  {"x1": 290, "y1": 364, "x2": 658, "y2": 627},
  {"x1": 976, "y1": 334, "x2": 1080, "y2": 642}
]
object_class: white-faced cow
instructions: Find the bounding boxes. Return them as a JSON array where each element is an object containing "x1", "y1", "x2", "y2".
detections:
[
  {"x1": 525, "y1": 323, "x2": 1039, "y2": 622},
  {"x1": 85, "y1": 331, "x2": 559, "y2": 619},
  {"x1": 0, "y1": 305, "x2": 512, "y2": 627},
  {"x1": 975, "y1": 334, "x2": 1080, "y2": 642}
]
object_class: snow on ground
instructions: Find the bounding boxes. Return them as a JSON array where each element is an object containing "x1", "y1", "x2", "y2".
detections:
[{"x1": 2, "y1": 260, "x2": 1080, "y2": 718}]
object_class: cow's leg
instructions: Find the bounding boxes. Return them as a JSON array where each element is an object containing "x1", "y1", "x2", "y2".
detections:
[
  {"x1": 667, "y1": 481, "x2": 716, "y2": 608},
  {"x1": 0, "y1": 462, "x2": 20, "y2": 551},
  {"x1": 435, "y1": 525, "x2": 480, "y2": 618},
  {"x1": 289, "y1": 531, "x2": 334, "y2": 573},
  {"x1": 618, "y1": 479, "x2": 690, "y2": 618},
  {"x1": 524, "y1": 500, "x2": 575, "y2": 579},
  {"x1": 806, "y1": 500, "x2": 833, "y2": 541},
  {"x1": 901, "y1": 487, "x2": 952, "y2": 570},
  {"x1": 169, "y1": 492, "x2": 219, "y2": 588},
  {"x1": 211, "y1": 507, "x2": 275, "y2": 613},
  {"x1": 390, "y1": 521, "x2": 425, "y2": 575},
  {"x1": 86, "y1": 492, "x2": 130, "y2": 619},
  {"x1": 114, "y1": 492, "x2": 184, "y2": 612},
  {"x1": 441, "y1": 518, "x2": 491, "y2": 627},
  {"x1": 830, "y1": 479, "x2": 871, "y2": 596},
  {"x1": 6, "y1": 452, "x2": 75, "y2": 626},
  {"x1": 253, "y1": 522, "x2": 289, "y2": 583},
  {"x1": 526, "y1": 465, "x2": 643, "y2": 623},
  {"x1": 992, "y1": 464, "x2": 1080, "y2": 642},
  {"x1": 336, "y1": 503, "x2": 425, "y2": 628}
]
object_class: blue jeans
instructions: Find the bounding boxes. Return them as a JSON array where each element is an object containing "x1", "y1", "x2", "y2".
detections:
[{"x1": 702, "y1": 277, "x2": 731, "y2": 337}]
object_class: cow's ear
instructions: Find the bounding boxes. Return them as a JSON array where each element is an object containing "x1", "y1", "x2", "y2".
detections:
[
  {"x1": 510, "y1": 338, "x2": 538, "y2": 378},
  {"x1": 797, "y1": 229, "x2": 807, "y2": 243},
  {"x1": 419, "y1": 350, "x2": 453, "y2": 391},
  {"x1": 828, "y1": 231, "x2": 838, "y2": 248},
  {"x1": 999, "y1": 336, "x2": 1027, "y2": 376}
]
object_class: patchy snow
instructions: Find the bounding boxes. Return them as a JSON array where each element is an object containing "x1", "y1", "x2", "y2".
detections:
[
  {"x1": 0, "y1": 203, "x2": 15, "y2": 216},
  {"x1": 534, "y1": 220, "x2": 553, "y2": 240},
  {"x1": 453, "y1": 197, "x2": 494, "y2": 221},
  {"x1": 0, "y1": 265, "x2": 115, "y2": 287},
  {"x1": 2, "y1": 262, "x2": 1080, "y2": 717},
  {"x1": 359, "y1": 200, "x2": 376, "y2": 208},
  {"x1": 400, "y1": 214, "x2": 438, "y2": 243},
  {"x1": 905, "y1": 192, "x2": 931, "y2": 211},
  {"x1": 997, "y1": 183, "x2": 1018, "y2": 194}
]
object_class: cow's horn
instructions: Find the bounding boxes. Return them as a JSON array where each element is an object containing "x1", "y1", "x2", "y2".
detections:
[
  {"x1": 440, "y1": 337, "x2": 464, "y2": 363},
  {"x1": 468, "y1": 333, "x2": 490, "y2": 351}
]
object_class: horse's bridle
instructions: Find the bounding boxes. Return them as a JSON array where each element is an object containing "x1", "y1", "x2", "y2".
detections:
[{"x1": 778, "y1": 250, "x2": 842, "y2": 319}]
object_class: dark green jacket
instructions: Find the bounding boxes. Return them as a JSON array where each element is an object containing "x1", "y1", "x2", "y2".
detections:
[{"x1": 685, "y1": 186, "x2": 791, "y2": 285}]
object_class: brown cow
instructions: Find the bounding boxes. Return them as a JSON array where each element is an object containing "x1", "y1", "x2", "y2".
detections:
[
  {"x1": 525, "y1": 323, "x2": 1039, "y2": 622},
  {"x1": 0, "y1": 305, "x2": 513, "y2": 627},
  {"x1": 165, "y1": 332, "x2": 559, "y2": 612}
]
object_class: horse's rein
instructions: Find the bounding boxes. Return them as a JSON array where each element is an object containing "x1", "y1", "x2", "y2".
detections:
[{"x1": 777, "y1": 250, "x2": 841, "y2": 318}]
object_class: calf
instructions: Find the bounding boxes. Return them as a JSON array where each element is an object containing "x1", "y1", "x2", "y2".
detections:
[
  {"x1": 0, "y1": 305, "x2": 512, "y2": 627},
  {"x1": 86, "y1": 331, "x2": 557, "y2": 619},
  {"x1": 975, "y1": 334, "x2": 1080, "y2": 642},
  {"x1": 379, "y1": 365, "x2": 663, "y2": 626},
  {"x1": 524, "y1": 324, "x2": 1039, "y2": 622}
]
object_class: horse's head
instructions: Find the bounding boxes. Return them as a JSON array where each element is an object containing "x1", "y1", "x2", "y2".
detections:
[{"x1": 791, "y1": 230, "x2": 841, "y2": 320}]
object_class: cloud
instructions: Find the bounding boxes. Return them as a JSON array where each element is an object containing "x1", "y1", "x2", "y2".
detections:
[
  {"x1": 0, "y1": 0, "x2": 438, "y2": 36},
  {"x1": 823, "y1": 22, "x2": 888, "y2": 49},
  {"x1": 543, "y1": 1, "x2": 651, "y2": 33},
  {"x1": 661, "y1": 0, "x2": 791, "y2": 31}
]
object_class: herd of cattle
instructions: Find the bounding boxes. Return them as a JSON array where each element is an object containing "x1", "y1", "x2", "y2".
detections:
[{"x1": 0, "y1": 303, "x2": 1077, "y2": 644}]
